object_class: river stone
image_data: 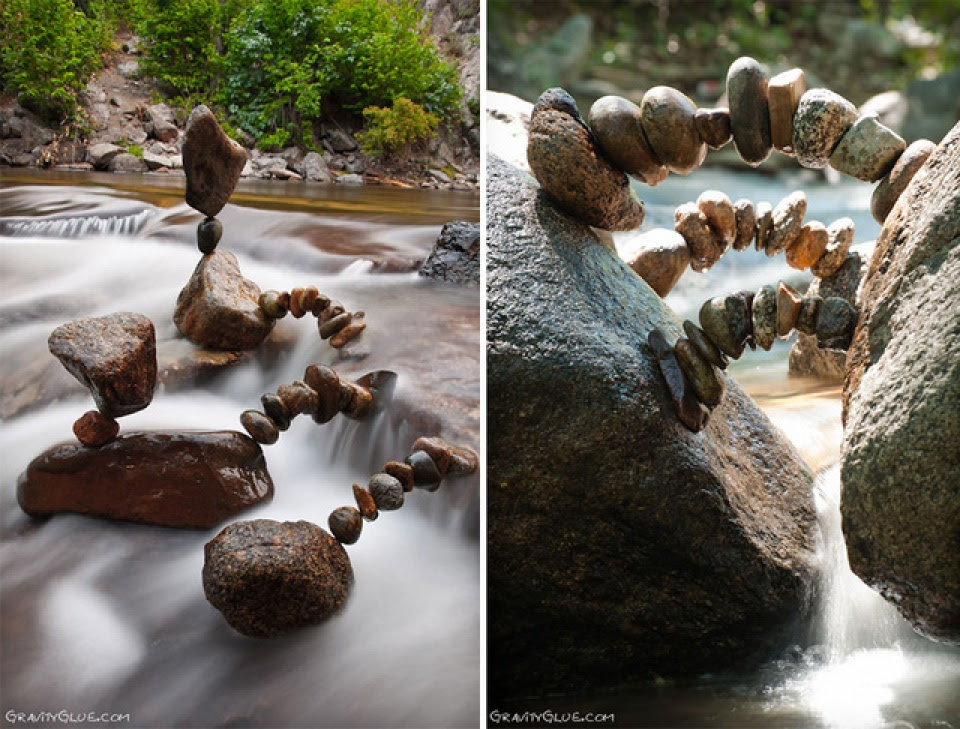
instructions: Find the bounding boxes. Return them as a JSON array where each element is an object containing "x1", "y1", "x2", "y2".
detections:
[
  {"x1": 683, "y1": 320, "x2": 728, "y2": 370},
  {"x1": 182, "y1": 104, "x2": 248, "y2": 218},
  {"x1": 87, "y1": 142, "x2": 124, "y2": 170},
  {"x1": 767, "y1": 68, "x2": 805, "y2": 154},
  {"x1": 795, "y1": 295, "x2": 822, "y2": 336},
  {"x1": 871, "y1": 139, "x2": 936, "y2": 224},
  {"x1": 675, "y1": 202, "x2": 721, "y2": 272},
  {"x1": 733, "y1": 199, "x2": 756, "y2": 251},
  {"x1": 488, "y1": 155, "x2": 817, "y2": 698},
  {"x1": 203, "y1": 519, "x2": 352, "y2": 637},
  {"x1": 648, "y1": 329, "x2": 709, "y2": 431},
  {"x1": 754, "y1": 201, "x2": 774, "y2": 252},
  {"x1": 829, "y1": 114, "x2": 906, "y2": 182},
  {"x1": 640, "y1": 86, "x2": 706, "y2": 175},
  {"x1": 811, "y1": 218, "x2": 855, "y2": 278},
  {"x1": 752, "y1": 284, "x2": 778, "y2": 350},
  {"x1": 726, "y1": 56, "x2": 772, "y2": 166},
  {"x1": 699, "y1": 294, "x2": 750, "y2": 359},
  {"x1": 766, "y1": 191, "x2": 807, "y2": 256},
  {"x1": 174, "y1": 250, "x2": 275, "y2": 350},
  {"x1": 694, "y1": 107, "x2": 732, "y2": 150},
  {"x1": 793, "y1": 89, "x2": 858, "y2": 169},
  {"x1": 698, "y1": 190, "x2": 736, "y2": 248},
  {"x1": 48, "y1": 312, "x2": 157, "y2": 417},
  {"x1": 418, "y1": 221, "x2": 480, "y2": 285},
  {"x1": 72, "y1": 410, "x2": 119, "y2": 447},
  {"x1": 18, "y1": 431, "x2": 274, "y2": 528},
  {"x1": 618, "y1": 229, "x2": 690, "y2": 297},
  {"x1": 777, "y1": 282, "x2": 803, "y2": 338},
  {"x1": 527, "y1": 88, "x2": 645, "y2": 231},
  {"x1": 815, "y1": 297, "x2": 857, "y2": 350},
  {"x1": 786, "y1": 221, "x2": 828, "y2": 270},
  {"x1": 674, "y1": 337, "x2": 724, "y2": 409},
  {"x1": 109, "y1": 153, "x2": 147, "y2": 173},
  {"x1": 842, "y1": 121, "x2": 960, "y2": 643},
  {"x1": 588, "y1": 95, "x2": 667, "y2": 185}
]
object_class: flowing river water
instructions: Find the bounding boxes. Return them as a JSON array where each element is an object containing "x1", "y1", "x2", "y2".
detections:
[{"x1": 0, "y1": 169, "x2": 480, "y2": 728}]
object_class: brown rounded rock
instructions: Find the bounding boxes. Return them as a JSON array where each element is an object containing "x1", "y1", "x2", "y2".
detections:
[
  {"x1": 674, "y1": 337, "x2": 724, "y2": 409},
  {"x1": 310, "y1": 294, "x2": 331, "y2": 317},
  {"x1": 329, "y1": 506, "x2": 363, "y2": 545},
  {"x1": 319, "y1": 312, "x2": 352, "y2": 339},
  {"x1": 683, "y1": 319, "x2": 728, "y2": 370},
  {"x1": 871, "y1": 139, "x2": 936, "y2": 224},
  {"x1": 528, "y1": 88, "x2": 645, "y2": 231},
  {"x1": 619, "y1": 229, "x2": 691, "y2": 297},
  {"x1": 588, "y1": 95, "x2": 667, "y2": 186},
  {"x1": 795, "y1": 295, "x2": 823, "y2": 336},
  {"x1": 777, "y1": 282, "x2": 803, "y2": 338},
  {"x1": 767, "y1": 68, "x2": 805, "y2": 154},
  {"x1": 330, "y1": 321, "x2": 366, "y2": 348},
  {"x1": 830, "y1": 114, "x2": 906, "y2": 182},
  {"x1": 752, "y1": 284, "x2": 778, "y2": 351},
  {"x1": 816, "y1": 296, "x2": 858, "y2": 350},
  {"x1": 304, "y1": 364, "x2": 341, "y2": 424},
  {"x1": 197, "y1": 217, "x2": 222, "y2": 254},
  {"x1": 385, "y1": 461, "x2": 415, "y2": 491},
  {"x1": 241, "y1": 410, "x2": 279, "y2": 445},
  {"x1": 793, "y1": 88, "x2": 858, "y2": 169},
  {"x1": 406, "y1": 449, "x2": 442, "y2": 491},
  {"x1": 698, "y1": 190, "x2": 737, "y2": 248},
  {"x1": 288, "y1": 287, "x2": 307, "y2": 318},
  {"x1": 203, "y1": 519, "x2": 351, "y2": 637},
  {"x1": 786, "y1": 221, "x2": 828, "y2": 270},
  {"x1": 260, "y1": 392, "x2": 291, "y2": 431},
  {"x1": 766, "y1": 191, "x2": 807, "y2": 257},
  {"x1": 811, "y1": 218, "x2": 855, "y2": 278},
  {"x1": 699, "y1": 294, "x2": 751, "y2": 360},
  {"x1": 340, "y1": 381, "x2": 373, "y2": 419},
  {"x1": 319, "y1": 301, "x2": 345, "y2": 323},
  {"x1": 726, "y1": 56, "x2": 772, "y2": 166},
  {"x1": 675, "y1": 202, "x2": 722, "y2": 272},
  {"x1": 73, "y1": 410, "x2": 120, "y2": 447},
  {"x1": 411, "y1": 436, "x2": 454, "y2": 476},
  {"x1": 694, "y1": 107, "x2": 732, "y2": 150},
  {"x1": 183, "y1": 104, "x2": 248, "y2": 218},
  {"x1": 640, "y1": 86, "x2": 706, "y2": 175},
  {"x1": 352, "y1": 483, "x2": 378, "y2": 521},
  {"x1": 754, "y1": 201, "x2": 773, "y2": 252},
  {"x1": 732, "y1": 199, "x2": 756, "y2": 251},
  {"x1": 647, "y1": 329, "x2": 709, "y2": 432},
  {"x1": 368, "y1": 473, "x2": 404, "y2": 511},
  {"x1": 277, "y1": 380, "x2": 318, "y2": 417},
  {"x1": 298, "y1": 286, "x2": 319, "y2": 315},
  {"x1": 259, "y1": 290, "x2": 289, "y2": 319}
]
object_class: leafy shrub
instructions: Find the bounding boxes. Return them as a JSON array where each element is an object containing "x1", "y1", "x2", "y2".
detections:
[
  {"x1": 0, "y1": 0, "x2": 112, "y2": 121},
  {"x1": 358, "y1": 97, "x2": 439, "y2": 157}
]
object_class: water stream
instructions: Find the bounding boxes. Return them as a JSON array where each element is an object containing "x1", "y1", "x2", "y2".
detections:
[{"x1": 0, "y1": 170, "x2": 481, "y2": 728}]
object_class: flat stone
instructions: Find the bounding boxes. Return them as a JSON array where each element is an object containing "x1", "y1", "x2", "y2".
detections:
[
  {"x1": 816, "y1": 296, "x2": 857, "y2": 349},
  {"x1": 767, "y1": 68, "x2": 805, "y2": 154},
  {"x1": 766, "y1": 191, "x2": 807, "y2": 256},
  {"x1": 182, "y1": 104, "x2": 248, "y2": 218},
  {"x1": 203, "y1": 519, "x2": 351, "y2": 637},
  {"x1": 698, "y1": 190, "x2": 736, "y2": 247},
  {"x1": 694, "y1": 107, "x2": 732, "y2": 150},
  {"x1": 588, "y1": 95, "x2": 667, "y2": 185},
  {"x1": 527, "y1": 88, "x2": 645, "y2": 231},
  {"x1": 726, "y1": 56, "x2": 772, "y2": 166},
  {"x1": 811, "y1": 218, "x2": 855, "y2": 278},
  {"x1": 683, "y1": 319, "x2": 728, "y2": 370},
  {"x1": 328, "y1": 506, "x2": 363, "y2": 545},
  {"x1": 304, "y1": 364, "x2": 340, "y2": 423},
  {"x1": 793, "y1": 89, "x2": 859, "y2": 169},
  {"x1": 699, "y1": 293, "x2": 751, "y2": 359},
  {"x1": 752, "y1": 284, "x2": 778, "y2": 350},
  {"x1": 640, "y1": 86, "x2": 706, "y2": 175},
  {"x1": 368, "y1": 473, "x2": 404, "y2": 511},
  {"x1": 48, "y1": 312, "x2": 157, "y2": 418},
  {"x1": 353, "y1": 484, "x2": 378, "y2": 521},
  {"x1": 786, "y1": 221, "x2": 828, "y2": 270},
  {"x1": 675, "y1": 202, "x2": 722, "y2": 272},
  {"x1": 385, "y1": 461, "x2": 415, "y2": 491},
  {"x1": 777, "y1": 282, "x2": 803, "y2": 337},
  {"x1": 830, "y1": 114, "x2": 906, "y2": 182},
  {"x1": 648, "y1": 329, "x2": 709, "y2": 431},
  {"x1": 732, "y1": 199, "x2": 756, "y2": 251},
  {"x1": 260, "y1": 393, "x2": 291, "y2": 430},
  {"x1": 755, "y1": 202, "x2": 773, "y2": 252},
  {"x1": 174, "y1": 250, "x2": 275, "y2": 350},
  {"x1": 871, "y1": 138, "x2": 936, "y2": 224},
  {"x1": 330, "y1": 321, "x2": 365, "y2": 348},
  {"x1": 795, "y1": 295, "x2": 822, "y2": 335},
  {"x1": 674, "y1": 337, "x2": 724, "y2": 409},
  {"x1": 18, "y1": 431, "x2": 273, "y2": 528},
  {"x1": 412, "y1": 436, "x2": 478, "y2": 476},
  {"x1": 618, "y1": 229, "x2": 690, "y2": 297},
  {"x1": 240, "y1": 410, "x2": 279, "y2": 445},
  {"x1": 72, "y1": 410, "x2": 119, "y2": 447},
  {"x1": 277, "y1": 380, "x2": 318, "y2": 417}
]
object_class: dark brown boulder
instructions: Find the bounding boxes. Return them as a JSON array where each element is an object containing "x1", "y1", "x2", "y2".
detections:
[
  {"x1": 17, "y1": 431, "x2": 274, "y2": 529},
  {"x1": 203, "y1": 519, "x2": 353, "y2": 637},
  {"x1": 47, "y1": 312, "x2": 156, "y2": 417},
  {"x1": 182, "y1": 105, "x2": 248, "y2": 218}
]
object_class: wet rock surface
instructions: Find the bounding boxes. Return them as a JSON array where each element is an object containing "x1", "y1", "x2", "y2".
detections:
[
  {"x1": 182, "y1": 105, "x2": 248, "y2": 218},
  {"x1": 418, "y1": 221, "x2": 480, "y2": 285},
  {"x1": 487, "y1": 155, "x2": 818, "y2": 698},
  {"x1": 203, "y1": 519, "x2": 352, "y2": 637},
  {"x1": 17, "y1": 431, "x2": 274, "y2": 529},
  {"x1": 842, "y1": 121, "x2": 960, "y2": 644}
]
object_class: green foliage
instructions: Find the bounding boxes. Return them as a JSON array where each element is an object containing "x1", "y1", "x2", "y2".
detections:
[
  {"x1": 256, "y1": 127, "x2": 291, "y2": 151},
  {"x1": 127, "y1": 144, "x2": 144, "y2": 158},
  {"x1": 358, "y1": 97, "x2": 439, "y2": 157},
  {"x1": 0, "y1": 0, "x2": 112, "y2": 121}
]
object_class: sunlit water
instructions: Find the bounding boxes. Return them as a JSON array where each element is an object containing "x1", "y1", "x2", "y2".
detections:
[{"x1": 0, "y1": 171, "x2": 480, "y2": 727}]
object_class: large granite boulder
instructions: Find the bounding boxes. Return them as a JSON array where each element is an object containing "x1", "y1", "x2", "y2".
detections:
[
  {"x1": 841, "y1": 121, "x2": 960, "y2": 644},
  {"x1": 487, "y1": 156, "x2": 819, "y2": 698},
  {"x1": 418, "y1": 221, "x2": 480, "y2": 285}
]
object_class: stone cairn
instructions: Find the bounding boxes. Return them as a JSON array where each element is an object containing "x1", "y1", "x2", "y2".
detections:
[
  {"x1": 20, "y1": 104, "x2": 479, "y2": 638},
  {"x1": 526, "y1": 58, "x2": 935, "y2": 433}
]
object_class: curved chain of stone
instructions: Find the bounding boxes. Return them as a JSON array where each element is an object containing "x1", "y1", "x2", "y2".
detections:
[
  {"x1": 259, "y1": 286, "x2": 366, "y2": 349},
  {"x1": 650, "y1": 281, "x2": 858, "y2": 432}
]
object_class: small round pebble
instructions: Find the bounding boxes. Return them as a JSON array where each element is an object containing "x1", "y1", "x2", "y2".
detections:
[
  {"x1": 793, "y1": 88, "x2": 858, "y2": 169},
  {"x1": 277, "y1": 381, "x2": 319, "y2": 417},
  {"x1": 288, "y1": 287, "x2": 307, "y2": 318},
  {"x1": 73, "y1": 410, "x2": 120, "y2": 447},
  {"x1": 777, "y1": 282, "x2": 803, "y2": 337},
  {"x1": 641, "y1": 86, "x2": 706, "y2": 175},
  {"x1": 406, "y1": 450, "x2": 441, "y2": 491},
  {"x1": 384, "y1": 461, "x2": 415, "y2": 492},
  {"x1": 766, "y1": 191, "x2": 807, "y2": 256},
  {"x1": 732, "y1": 199, "x2": 756, "y2": 251},
  {"x1": 352, "y1": 484, "x2": 378, "y2": 521},
  {"x1": 328, "y1": 506, "x2": 363, "y2": 545},
  {"x1": 412, "y1": 437, "x2": 452, "y2": 476},
  {"x1": 675, "y1": 202, "x2": 721, "y2": 272},
  {"x1": 752, "y1": 284, "x2": 778, "y2": 350},
  {"x1": 259, "y1": 290, "x2": 289, "y2": 319},
  {"x1": 694, "y1": 107, "x2": 732, "y2": 150},
  {"x1": 319, "y1": 312, "x2": 352, "y2": 339},
  {"x1": 588, "y1": 95, "x2": 667, "y2": 185},
  {"x1": 697, "y1": 190, "x2": 736, "y2": 248},
  {"x1": 795, "y1": 295, "x2": 823, "y2": 336},
  {"x1": 368, "y1": 473, "x2": 404, "y2": 511},
  {"x1": 683, "y1": 319, "x2": 728, "y2": 370},
  {"x1": 197, "y1": 217, "x2": 223, "y2": 254},
  {"x1": 241, "y1": 410, "x2": 279, "y2": 445},
  {"x1": 298, "y1": 286, "x2": 319, "y2": 314},
  {"x1": 261, "y1": 392, "x2": 291, "y2": 431},
  {"x1": 786, "y1": 221, "x2": 828, "y2": 270},
  {"x1": 674, "y1": 337, "x2": 724, "y2": 408},
  {"x1": 871, "y1": 139, "x2": 936, "y2": 224}
]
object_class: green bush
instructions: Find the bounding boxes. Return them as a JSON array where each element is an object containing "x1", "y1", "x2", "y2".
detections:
[
  {"x1": 358, "y1": 97, "x2": 439, "y2": 157},
  {"x1": 0, "y1": 0, "x2": 112, "y2": 121}
]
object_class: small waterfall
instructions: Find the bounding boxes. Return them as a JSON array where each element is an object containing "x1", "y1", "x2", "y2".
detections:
[{"x1": 0, "y1": 209, "x2": 154, "y2": 238}]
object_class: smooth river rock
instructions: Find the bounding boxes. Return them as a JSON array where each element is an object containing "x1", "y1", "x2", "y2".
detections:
[
  {"x1": 793, "y1": 88, "x2": 859, "y2": 169},
  {"x1": 17, "y1": 431, "x2": 274, "y2": 528},
  {"x1": 48, "y1": 312, "x2": 157, "y2": 417},
  {"x1": 174, "y1": 250, "x2": 275, "y2": 350},
  {"x1": 640, "y1": 86, "x2": 706, "y2": 175},
  {"x1": 829, "y1": 114, "x2": 906, "y2": 182},
  {"x1": 870, "y1": 138, "x2": 936, "y2": 224},
  {"x1": 618, "y1": 228, "x2": 690, "y2": 297},
  {"x1": 588, "y1": 95, "x2": 667, "y2": 185},
  {"x1": 842, "y1": 121, "x2": 960, "y2": 644},
  {"x1": 726, "y1": 56, "x2": 772, "y2": 166},
  {"x1": 182, "y1": 105, "x2": 248, "y2": 218},
  {"x1": 487, "y1": 155, "x2": 818, "y2": 698},
  {"x1": 203, "y1": 519, "x2": 352, "y2": 637}
]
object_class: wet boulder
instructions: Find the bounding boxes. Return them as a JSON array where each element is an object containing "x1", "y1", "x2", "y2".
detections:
[
  {"x1": 418, "y1": 221, "x2": 480, "y2": 285},
  {"x1": 842, "y1": 121, "x2": 960, "y2": 644},
  {"x1": 18, "y1": 431, "x2": 273, "y2": 529},
  {"x1": 487, "y1": 155, "x2": 819, "y2": 698}
]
